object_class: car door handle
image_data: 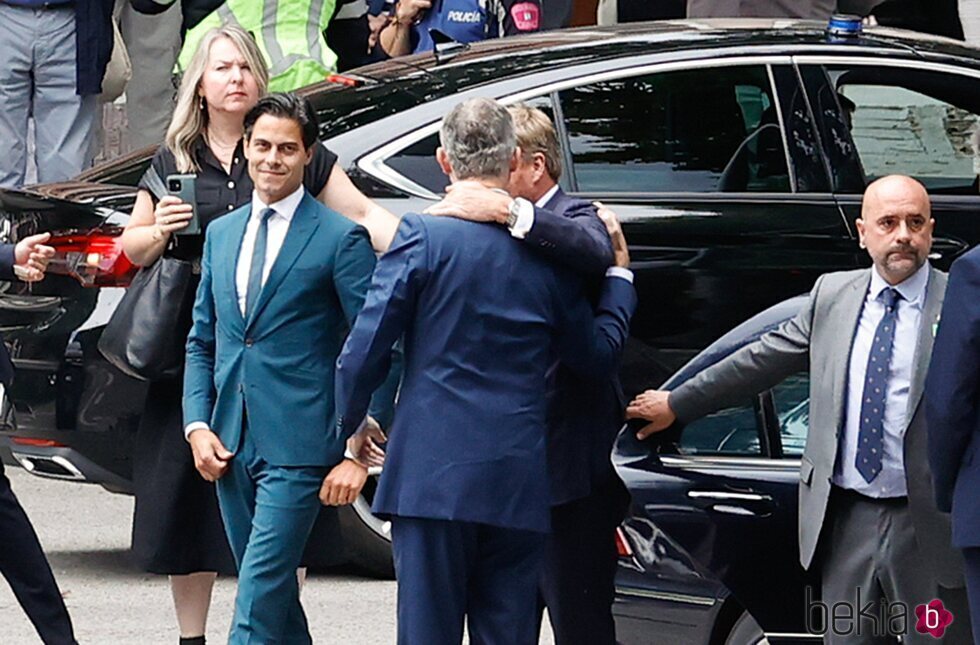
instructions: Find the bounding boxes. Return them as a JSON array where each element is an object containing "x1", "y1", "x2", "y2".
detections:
[{"x1": 687, "y1": 490, "x2": 771, "y2": 502}]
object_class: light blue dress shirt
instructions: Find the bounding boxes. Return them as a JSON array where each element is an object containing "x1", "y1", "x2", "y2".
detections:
[{"x1": 833, "y1": 262, "x2": 930, "y2": 498}]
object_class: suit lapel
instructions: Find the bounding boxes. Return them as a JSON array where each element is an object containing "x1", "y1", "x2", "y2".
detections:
[
  {"x1": 906, "y1": 266, "x2": 945, "y2": 423},
  {"x1": 245, "y1": 193, "x2": 320, "y2": 330},
  {"x1": 219, "y1": 206, "x2": 250, "y2": 333},
  {"x1": 830, "y1": 271, "x2": 871, "y2": 436}
]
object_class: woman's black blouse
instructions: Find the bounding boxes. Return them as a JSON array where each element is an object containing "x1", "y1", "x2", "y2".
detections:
[{"x1": 137, "y1": 137, "x2": 338, "y2": 259}]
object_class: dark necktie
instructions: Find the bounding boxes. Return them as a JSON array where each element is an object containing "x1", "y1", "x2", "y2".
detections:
[
  {"x1": 855, "y1": 287, "x2": 901, "y2": 483},
  {"x1": 245, "y1": 208, "x2": 275, "y2": 320}
]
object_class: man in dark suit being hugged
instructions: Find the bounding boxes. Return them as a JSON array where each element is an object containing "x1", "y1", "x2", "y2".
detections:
[
  {"x1": 182, "y1": 93, "x2": 394, "y2": 644},
  {"x1": 328, "y1": 97, "x2": 636, "y2": 644},
  {"x1": 426, "y1": 103, "x2": 631, "y2": 644},
  {"x1": 0, "y1": 233, "x2": 77, "y2": 644},
  {"x1": 926, "y1": 244, "x2": 980, "y2": 643}
]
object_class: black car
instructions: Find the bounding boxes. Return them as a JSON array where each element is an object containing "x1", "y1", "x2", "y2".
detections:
[
  {"x1": 1, "y1": 19, "x2": 980, "y2": 576},
  {"x1": 612, "y1": 295, "x2": 814, "y2": 644}
]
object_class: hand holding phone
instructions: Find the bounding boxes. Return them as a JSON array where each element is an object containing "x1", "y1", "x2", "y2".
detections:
[{"x1": 165, "y1": 174, "x2": 201, "y2": 235}]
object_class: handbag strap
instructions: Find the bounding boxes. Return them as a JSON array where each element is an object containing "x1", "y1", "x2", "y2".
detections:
[{"x1": 143, "y1": 165, "x2": 168, "y2": 202}]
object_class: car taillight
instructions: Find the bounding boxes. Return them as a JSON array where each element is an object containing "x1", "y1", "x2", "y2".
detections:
[
  {"x1": 615, "y1": 526, "x2": 633, "y2": 558},
  {"x1": 326, "y1": 73, "x2": 362, "y2": 88},
  {"x1": 10, "y1": 437, "x2": 66, "y2": 448},
  {"x1": 45, "y1": 227, "x2": 137, "y2": 287}
]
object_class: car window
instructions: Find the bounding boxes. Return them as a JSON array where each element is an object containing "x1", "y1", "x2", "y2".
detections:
[
  {"x1": 676, "y1": 400, "x2": 763, "y2": 456},
  {"x1": 381, "y1": 95, "x2": 555, "y2": 196},
  {"x1": 558, "y1": 65, "x2": 791, "y2": 193},
  {"x1": 772, "y1": 371, "x2": 809, "y2": 457},
  {"x1": 826, "y1": 65, "x2": 980, "y2": 195}
]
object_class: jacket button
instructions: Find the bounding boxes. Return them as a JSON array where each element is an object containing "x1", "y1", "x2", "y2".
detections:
[{"x1": 245, "y1": 338, "x2": 254, "y2": 347}]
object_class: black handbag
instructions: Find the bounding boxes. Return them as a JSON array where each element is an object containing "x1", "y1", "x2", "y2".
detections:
[{"x1": 97, "y1": 168, "x2": 196, "y2": 381}]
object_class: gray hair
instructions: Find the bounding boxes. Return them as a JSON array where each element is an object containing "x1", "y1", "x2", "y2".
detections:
[{"x1": 439, "y1": 98, "x2": 515, "y2": 180}]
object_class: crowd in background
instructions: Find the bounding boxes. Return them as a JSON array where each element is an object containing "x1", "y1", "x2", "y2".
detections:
[{"x1": 2, "y1": 0, "x2": 980, "y2": 191}]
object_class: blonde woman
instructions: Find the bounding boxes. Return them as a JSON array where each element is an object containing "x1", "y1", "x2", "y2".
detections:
[{"x1": 122, "y1": 25, "x2": 397, "y2": 645}]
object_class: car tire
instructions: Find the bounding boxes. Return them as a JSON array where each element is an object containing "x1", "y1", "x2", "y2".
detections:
[
  {"x1": 337, "y1": 476, "x2": 395, "y2": 579},
  {"x1": 724, "y1": 610, "x2": 767, "y2": 645}
]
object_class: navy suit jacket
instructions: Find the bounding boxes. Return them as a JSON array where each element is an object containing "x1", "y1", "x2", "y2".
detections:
[
  {"x1": 525, "y1": 189, "x2": 613, "y2": 277},
  {"x1": 528, "y1": 189, "x2": 632, "y2": 505},
  {"x1": 335, "y1": 213, "x2": 636, "y2": 533},
  {"x1": 0, "y1": 244, "x2": 16, "y2": 386},
  {"x1": 184, "y1": 192, "x2": 395, "y2": 468},
  {"x1": 926, "y1": 245, "x2": 980, "y2": 548}
]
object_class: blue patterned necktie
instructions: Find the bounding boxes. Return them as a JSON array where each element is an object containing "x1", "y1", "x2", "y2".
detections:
[
  {"x1": 245, "y1": 208, "x2": 275, "y2": 320},
  {"x1": 855, "y1": 287, "x2": 901, "y2": 483}
]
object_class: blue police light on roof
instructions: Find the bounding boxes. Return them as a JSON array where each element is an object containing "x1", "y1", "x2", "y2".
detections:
[{"x1": 826, "y1": 14, "x2": 863, "y2": 39}]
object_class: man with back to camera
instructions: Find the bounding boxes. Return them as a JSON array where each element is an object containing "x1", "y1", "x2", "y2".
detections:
[
  {"x1": 625, "y1": 175, "x2": 970, "y2": 643},
  {"x1": 425, "y1": 103, "x2": 632, "y2": 644},
  {"x1": 182, "y1": 92, "x2": 396, "y2": 644},
  {"x1": 926, "y1": 243, "x2": 980, "y2": 643},
  {"x1": 326, "y1": 97, "x2": 637, "y2": 644}
]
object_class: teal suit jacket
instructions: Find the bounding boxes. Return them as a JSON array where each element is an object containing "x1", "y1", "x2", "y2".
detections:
[{"x1": 183, "y1": 191, "x2": 391, "y2": 467}]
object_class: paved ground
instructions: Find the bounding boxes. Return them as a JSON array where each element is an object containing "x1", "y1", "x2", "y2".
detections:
[{"x1": 0, "y1": 469, "x2": 555, "y2": 644}]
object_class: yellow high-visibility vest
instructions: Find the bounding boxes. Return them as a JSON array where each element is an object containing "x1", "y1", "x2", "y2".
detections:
[{"x1": 178, "y1": 0, "x2": 338, "y2": 92}]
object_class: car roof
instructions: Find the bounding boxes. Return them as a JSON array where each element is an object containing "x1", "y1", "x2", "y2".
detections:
[
  {"x1": 301, "y1": 19, "x2": 980, "y2": 140},
  {"x1": 663, "y1": 293, "x2": 809, "y2": 389},
  {"x1": 74, "y1": 19, "x2": 980, "y2": 186}
]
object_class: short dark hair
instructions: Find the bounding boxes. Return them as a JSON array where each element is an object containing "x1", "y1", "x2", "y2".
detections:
[{"x1": 243, "y1": 93, "x2": 320, "y2": 150}]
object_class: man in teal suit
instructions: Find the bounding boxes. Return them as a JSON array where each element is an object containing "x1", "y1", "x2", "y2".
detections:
[{"x1": 182, "y1": 93, "x2": 393, "y2": 644}]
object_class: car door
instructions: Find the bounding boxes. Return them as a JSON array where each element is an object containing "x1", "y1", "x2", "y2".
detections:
[
  {"x1": 796, "y1": 57, "x2": 980, "y2": 270},
  {"x1": 551, "y1": 60, "x2": 860, "y2": 388},
  {"x1": 616, "y1": 386, "x2": 806, "y2": 638}
]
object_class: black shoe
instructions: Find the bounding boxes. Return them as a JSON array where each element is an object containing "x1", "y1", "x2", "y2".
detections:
[{"x1": 179, "y1": 638, "x2": 205, "y2": 645}]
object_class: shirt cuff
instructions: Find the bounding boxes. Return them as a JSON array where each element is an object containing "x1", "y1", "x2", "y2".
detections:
[
  {"x1": 508, "y1": 199, "x2": 535, "y2": 240},
  {"x1": 184, "y1": 422, "x2": 210, "y2": 440},
  {"x1": 605, "y1": 266, "x2": 634, "y2": 283}
]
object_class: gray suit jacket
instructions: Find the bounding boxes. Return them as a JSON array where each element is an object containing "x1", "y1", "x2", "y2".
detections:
[{"x1": 670, "y1": 266, "x2": 963, "y2": 588}]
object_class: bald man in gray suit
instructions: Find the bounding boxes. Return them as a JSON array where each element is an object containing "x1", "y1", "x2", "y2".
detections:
[{"x1": 627, "y1": 175, "x2": 969, "y2": 643}]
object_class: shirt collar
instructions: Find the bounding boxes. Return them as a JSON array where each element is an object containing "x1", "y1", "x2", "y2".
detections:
[
  {"x1": 535, "y1": 184, "x2": 560, "y2": 209},
  {"x1": 250, "y1": 184, "x2": 305, "y2": 222},
  {"x1": 869, "y1": 260, "x2": 930, "y2": 307}
]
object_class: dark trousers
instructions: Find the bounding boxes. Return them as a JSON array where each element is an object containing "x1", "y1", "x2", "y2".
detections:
[
  {"x1": 821, "y1": 488, "x2": 941, "y2": 644},
  {"x1": 962, "y1": 548, "x2": 980, "y2": 644},
  {"x1": 390, "y1": 516, "x2": 545, "y2": 645},
  {"x1": 537, "y1": 478, "x2": 629, "y2": 645},
  {"x1": 0, "y1": 461, "x2": 76, "y2": 644}
]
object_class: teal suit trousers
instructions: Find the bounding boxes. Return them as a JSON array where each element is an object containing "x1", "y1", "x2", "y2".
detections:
[{"x1": 217, "y1": 424, "x2": 327, "y2": 645}]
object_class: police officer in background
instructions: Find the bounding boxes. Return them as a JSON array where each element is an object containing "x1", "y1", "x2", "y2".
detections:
[{"x1": 379, "y1": 0, "x2": 541, "y2": 56}]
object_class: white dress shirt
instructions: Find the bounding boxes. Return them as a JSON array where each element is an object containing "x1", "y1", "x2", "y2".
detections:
[
  {"x1": 235, "y1": 186, "x2": 305, "y2": 316},
  {"x1": 833, "y1": 262, "x2": 930, "y2": 497},
  {"x1": 184, "y1": 186, "x2": 305, "y2": 439}
]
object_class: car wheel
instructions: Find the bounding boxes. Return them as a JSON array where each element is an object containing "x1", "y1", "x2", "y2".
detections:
[
  {"x1": 724, "y1": 610, "x2": 767, "y2": 645},
  {"x1": 337, "y1": 474, "x2": 394, "y2": 579}
]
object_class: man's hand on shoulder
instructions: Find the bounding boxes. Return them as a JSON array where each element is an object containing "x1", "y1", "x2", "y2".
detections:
[
  {"x1": 626, "y1": 389, "x2": 676, "y2": 440},
  {"x1": 594, "y1": 201, "x2": 629, "y2": 268},
  {"x1": 424, "y1": 180, "x2": 511, "y2": 224},
  {"x1": 188, "y1": 428, "x2": 233, "y2": 482},
  {"x1": 13, "y1": 232, "x2": 55, "y2": 282}
]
